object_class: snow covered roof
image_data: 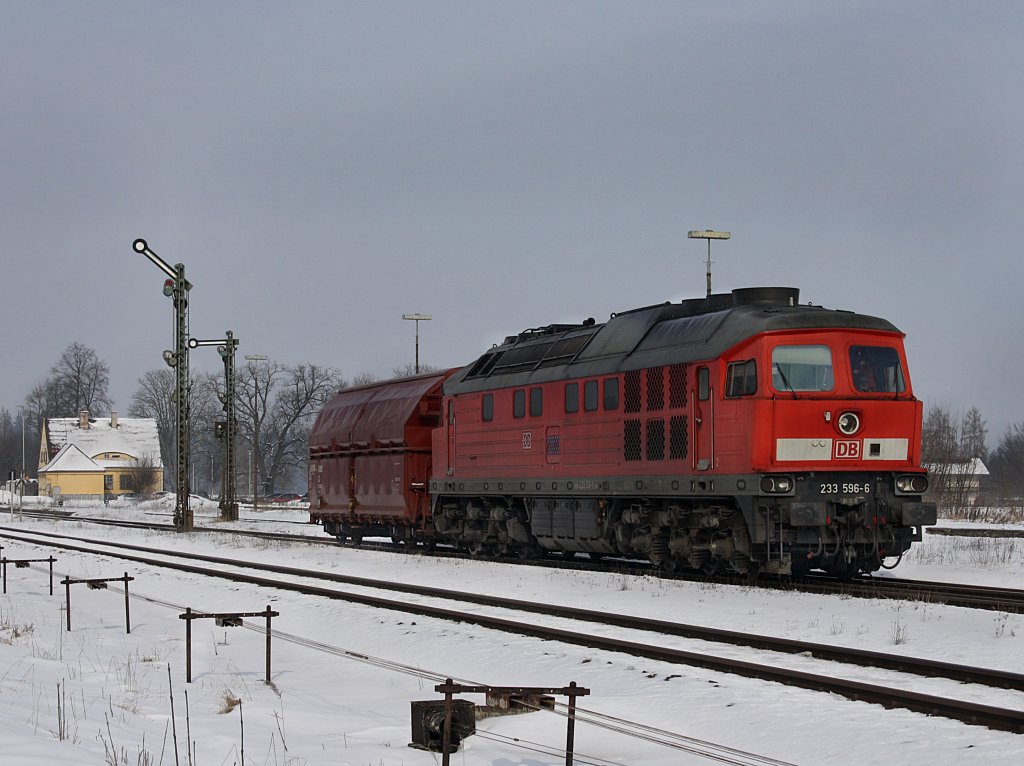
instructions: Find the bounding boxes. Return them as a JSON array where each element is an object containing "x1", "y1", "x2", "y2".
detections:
[
  {"x1": 38, "y1": 443, "x2": 104, "y2": 473},
  {"x1": 46, "y1": 414, "x2": 162, "y2": 465},
  {"x1": 927, "y1": 457, "x2": 990, "y2": 476}
]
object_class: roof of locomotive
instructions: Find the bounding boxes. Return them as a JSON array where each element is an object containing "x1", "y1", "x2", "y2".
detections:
[{"x1": 446, "y1": 287, "x2": 902, "y2": 394}]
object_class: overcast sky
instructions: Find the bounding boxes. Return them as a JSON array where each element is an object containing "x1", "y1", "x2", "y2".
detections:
[{"x1": 2, "y1": 1, "x2": 1022, "y2": 442}]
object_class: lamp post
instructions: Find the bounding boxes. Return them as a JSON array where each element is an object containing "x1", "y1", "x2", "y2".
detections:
[
  {"x1": 687, "y1": 230, "x2": 731, "y2": 297},
  {"x1": 16, "y1": 407, "x2": 26, "y2": 515},
  {"x1": 401, "y1": 313, "x2": 432, "y2": 374},
  {"x1": 190, "y1": 331, "x2": 239, "y2": 520},
  {"x1": 134, "y1": 238, "x2": 193, "y2": 531},
  {"x1": 245, "y1": 354, "x2": 268, "y2": 511}
]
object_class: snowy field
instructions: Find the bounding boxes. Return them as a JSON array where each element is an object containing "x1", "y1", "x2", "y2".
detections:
[{"x1": 0, "y1": 497, "x2": 1022, "y2": 765}]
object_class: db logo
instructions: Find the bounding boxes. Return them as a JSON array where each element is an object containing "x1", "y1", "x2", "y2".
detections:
[
  {"x1": 834, "y1": 440, "x2": 861, "y2": 459},
  {"x1": 522, "y1": 432, "x2": 533, "y2": 450}
]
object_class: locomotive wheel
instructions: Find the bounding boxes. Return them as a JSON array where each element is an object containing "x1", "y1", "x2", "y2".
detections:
[{"x1": 468, "y1": 541, "x2": 494, "y2": 558}]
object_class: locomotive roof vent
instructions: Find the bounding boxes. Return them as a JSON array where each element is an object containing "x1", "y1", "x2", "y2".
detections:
[{"x1": 731, "y1": 287, "x2": 800, "y2": 307}]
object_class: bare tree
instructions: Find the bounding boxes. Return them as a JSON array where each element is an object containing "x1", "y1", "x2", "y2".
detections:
[
  {"x1": 234, "y1": 361, "x2": 344, "y2": 495},
  {"x1": 47, "y1": 342, "x2": 112, "y2": 416},
  {"x1": 128, "y1": 368, "x2": 219, "y2": 492},
  {"x1": 0, "y1": 409, "x2": 21, "y2": 480},
  {"x1": 350, "y1": 371, "x2": 381, "y2": 386},
  {"x1": 921, "y1": 404, "x2": 991, "y2": 516},
  {"x1": 129, "y1": 369, "x2": 176, "y2": 478},
  {"x1": 122, "y1": 454, "x2": 161, "y2": 495},
  {"x1": 961, "y1": 406, "x2": 989, "y2": 462},
  {"x1": 265, "y1": 364, "x2": 345, "y2": 490},
  {"x1": 391, "y1": 362, "x2": 438, "y2": 378},
  {"x1": 235, "y1": 361, "x2": 287, "y2": 497},
  {"x1": 989, "y1": 422, "x2": 1024, "y2": 509}
]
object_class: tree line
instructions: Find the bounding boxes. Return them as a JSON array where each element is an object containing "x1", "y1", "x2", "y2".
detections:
[
  {"x1": 3, "y1": 342, "x2": 434, "y2": 496},
  {"x1": 14, "y1": 343, "x2": 1017, "y2": 510}
]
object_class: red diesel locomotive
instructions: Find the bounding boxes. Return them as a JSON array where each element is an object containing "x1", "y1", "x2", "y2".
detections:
[{"x1": 308, "y1": 286, "x2": 936, "y2": 577}]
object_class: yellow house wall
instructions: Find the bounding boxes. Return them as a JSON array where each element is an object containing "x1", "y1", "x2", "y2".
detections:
[
  {"x1": 38, "y1": 471, "x2": 104, "y2": 496},
  {"x1": 38, "y1": 468, "x2": 164, "y2": 497},
  {"x1": 103, "y1": 466, "x2": 165, "y2": 495}
]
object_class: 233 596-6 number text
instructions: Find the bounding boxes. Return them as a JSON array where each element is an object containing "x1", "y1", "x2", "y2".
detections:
[{"x1": 819, "y1": 483, "x2": 871, "y2": 495}]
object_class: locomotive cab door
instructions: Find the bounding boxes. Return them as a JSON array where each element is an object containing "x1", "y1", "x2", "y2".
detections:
[{"x1": 694, "y1": 366, "x2": 714, "y2": 470}]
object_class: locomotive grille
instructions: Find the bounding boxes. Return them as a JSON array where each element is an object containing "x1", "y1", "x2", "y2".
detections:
[
  {"x1": 624, "y1": 419, "x2": 643, "y2": 461},
  {"x1": 669, "y1": 363, "x2": 688, "y2": 408},
  {"x1": 624, "y1": 370, "x2": 642, "y2": 413},
  {"x1": 646, "y1": 418, "x2": 666, "y2": 461},
  {"x1": 669, "y1": 415, "x2": 688, "y2": 460},
  {"x1": 647, "y1": 366, "x2": 665, "y2": 411}
]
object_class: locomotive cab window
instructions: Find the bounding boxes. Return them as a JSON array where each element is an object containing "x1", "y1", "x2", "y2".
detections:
[
  {"x1": 771, "y1": 345, "x2": 834, "y2": 392},
  {"x1": 482, "y1": 393, "x2": 494, "y2": 422},
  {"x1": 513, "y1": 390, "x2": 526, "y2": 418},
  {"x1": 565, "y1": 382, "x2": 579, "y2": 413},
  {"x1": 849, "y1": 346, "x2": 906, "y2": 393},
  {"x1": 726, "y1": 359, "x2": 757, "y2": 397}
]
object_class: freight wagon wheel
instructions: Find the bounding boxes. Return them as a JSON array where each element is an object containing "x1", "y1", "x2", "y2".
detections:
[{"x1": 349, "y1": 530, "x2": 364, "y2": 547}]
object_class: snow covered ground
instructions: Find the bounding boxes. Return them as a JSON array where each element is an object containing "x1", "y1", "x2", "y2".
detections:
[{"x1": 0, "y1": 498, "x2": 1022, "y2": 765}]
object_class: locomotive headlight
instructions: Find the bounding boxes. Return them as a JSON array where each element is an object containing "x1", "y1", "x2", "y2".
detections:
[
  {"x1": 837, "y1": 411, "x2": 861, "y2": 436},
  {"x1": 895, "y1": 474, "x2": 929, "y2": 495},
  {"x1": 760, "y1": 475, "x2": 795, "y2": 494}
]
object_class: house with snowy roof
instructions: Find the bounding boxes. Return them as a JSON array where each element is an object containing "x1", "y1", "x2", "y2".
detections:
[
  {"x1": 925, "y1": 457, "x2": 990, "y2": 507},
  {"x1": 37, "y1": 411, "x2": 164, "y2": 501}
]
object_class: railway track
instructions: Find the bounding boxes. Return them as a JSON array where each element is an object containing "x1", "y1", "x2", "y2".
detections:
[
  {"x1": 14, "y1": 508, "x2": 1024, "y2": 613},
  {"x1": 2, "y1": 523, "x2": 1023, "y2": 733}
]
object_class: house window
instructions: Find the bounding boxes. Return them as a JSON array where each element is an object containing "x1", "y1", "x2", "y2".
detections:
[
  {"x1": 104, "y1": 475, "x2": 114, "y2": 490},
  {"x1": 120, "y1": 474, "x2": 135, "y2": 490}
]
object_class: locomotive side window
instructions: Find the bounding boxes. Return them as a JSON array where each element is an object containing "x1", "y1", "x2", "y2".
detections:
[
  {"x1": 513, "y1": 390, "x2": 526, "y2": 418},
  {"x1": 565, "y1": 382, "x2": 579, "y2": 413},
  {"x1": 698, "y1": 367, "x2": 710, "y2": 401},
  {"x1": 530, "y1": 387, "x2": 543, "y2": 416},
  {"x1": 850, "y1": 346, "x2": 906, "y2": 393},
  {"x1": 726, "y1": 359, "x2": 757, "y2": 397},
  {"x1": 584, "y1": 380, "x2": 599, "y2": 411},
  {"x1": 604, "y1": 378, "x2": 620, "y2": 410},
  {"x1": 482, "y1": 393, "x2": 494, "y2": 422},
  {"x1": 771, "y1": 345, "x2": 834, "y2": 392}
]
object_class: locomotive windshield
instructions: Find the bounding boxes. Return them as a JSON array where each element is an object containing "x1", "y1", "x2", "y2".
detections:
[
  {"x1": 771, "y1": 345, "x2": 834, "y2": 392},
  {"x1": 849, "y1": 345, "x2": 906, "y2": 393}
]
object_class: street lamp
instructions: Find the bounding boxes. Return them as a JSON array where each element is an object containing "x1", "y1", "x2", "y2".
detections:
[
  {"x1": 687, "y1": 230, "x2": 731, "y2": 297},
  {"x1": 134, "y1": 237, "x2": 194, "y2": 532},
  {"x1": 245, "y1": 354, "x2": 269, "y2": 510},
  {"x1": 190, "y1": 331, "x2": 240, "y2": 520},
  {"x1": 401, "y1": 313, "x2": 432, "y2": 374}
]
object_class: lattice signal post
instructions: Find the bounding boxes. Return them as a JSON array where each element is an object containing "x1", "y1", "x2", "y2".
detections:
[
  {"x1": 190, "y1": 331, "x2": 240, "y2": 520},
  {"x1": 134, "y1": 238, "x2": 193, "y2": 531}
]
